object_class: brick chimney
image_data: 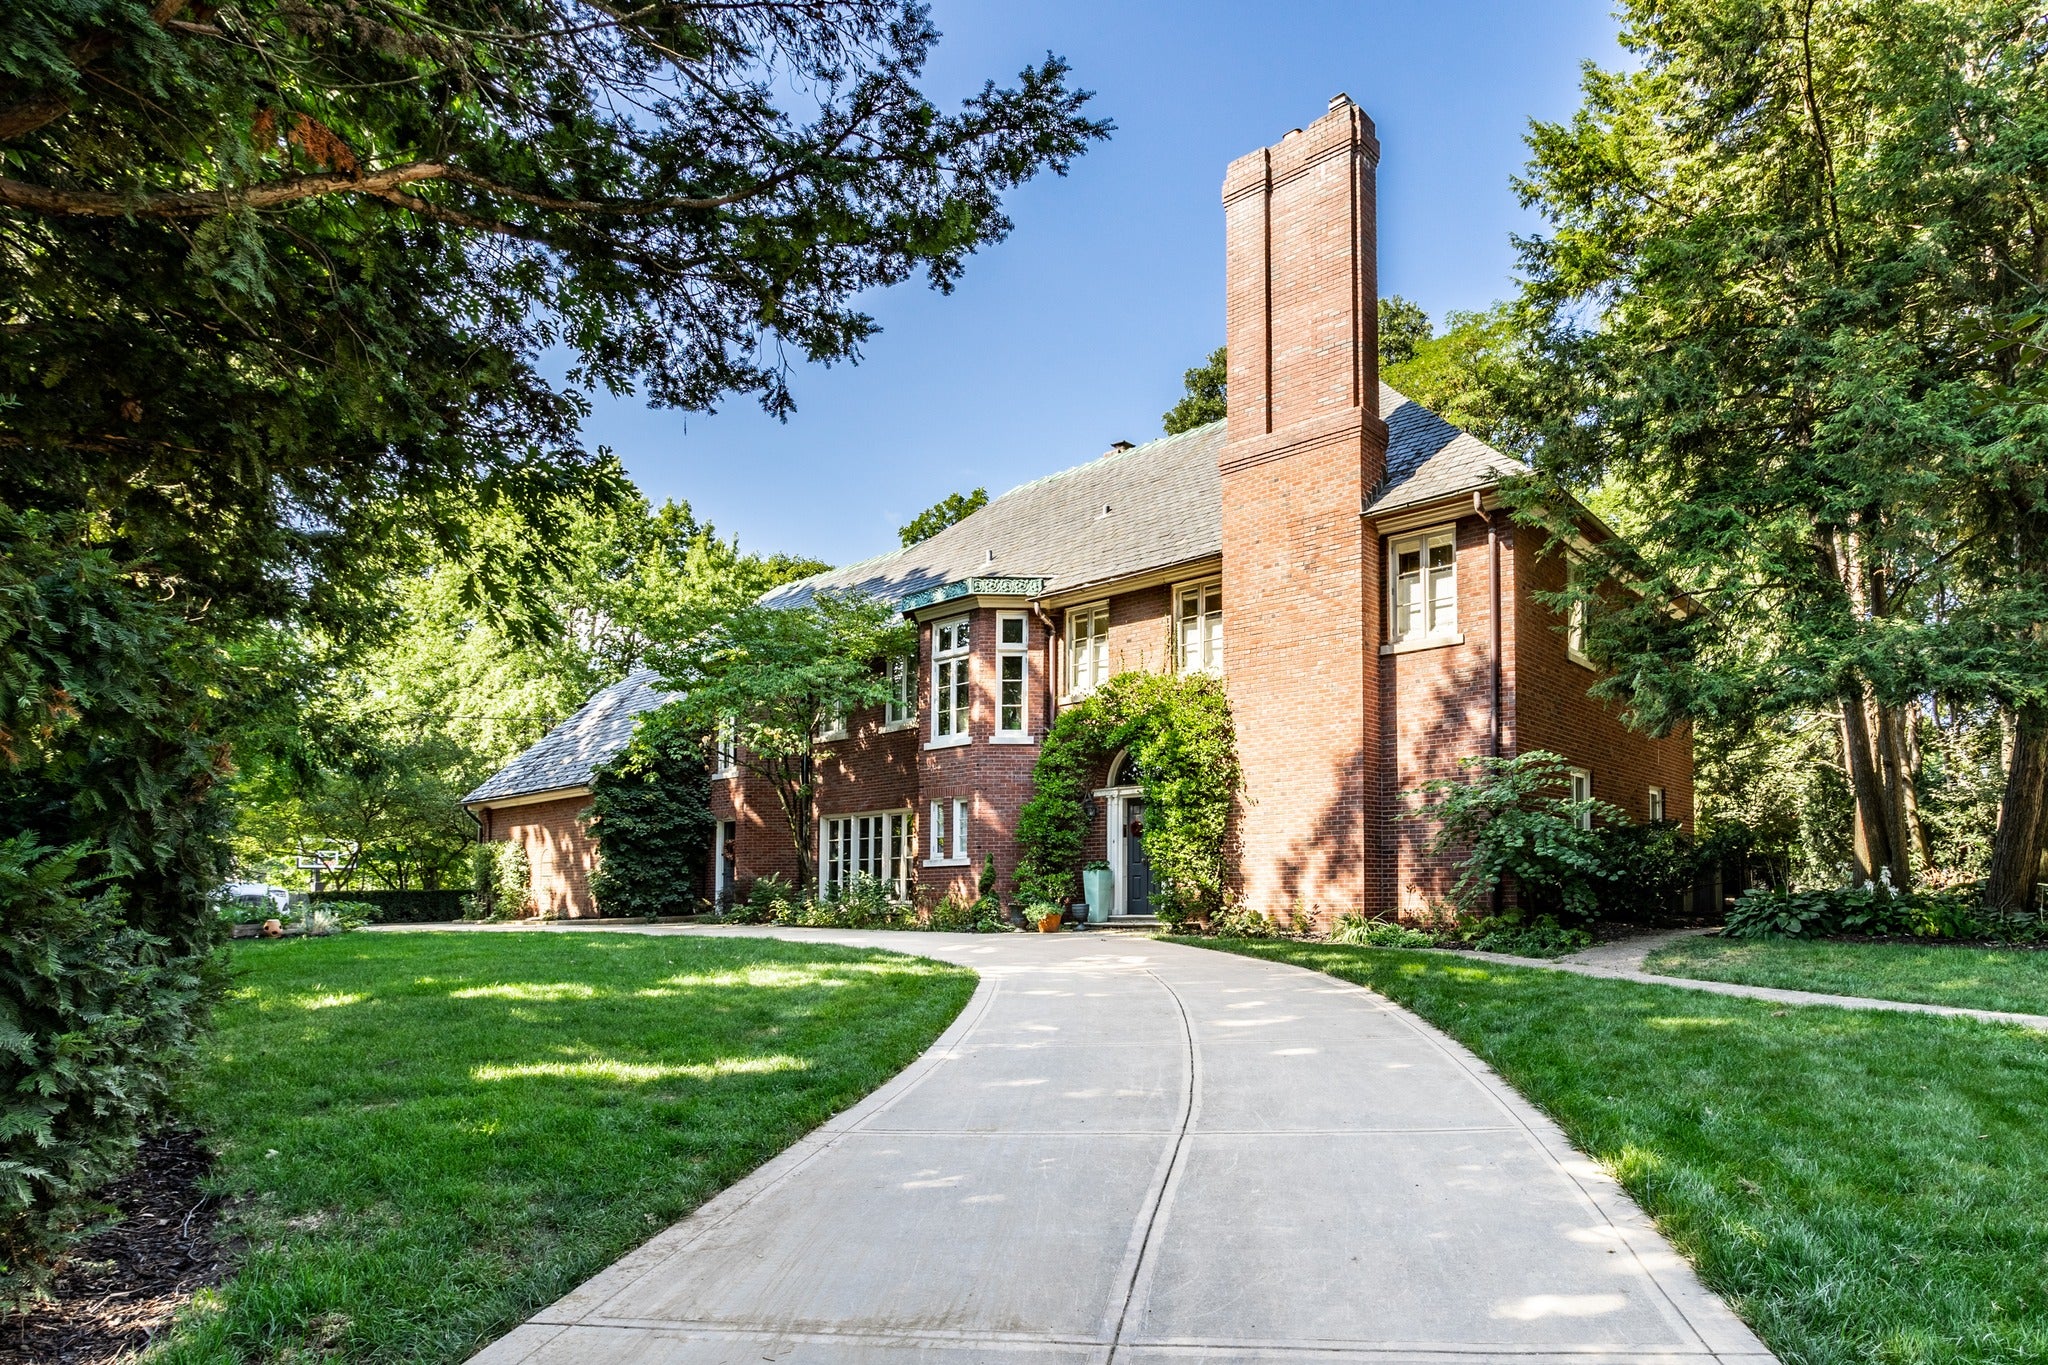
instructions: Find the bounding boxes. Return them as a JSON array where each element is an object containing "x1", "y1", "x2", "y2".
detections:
[{"x1": 1219, "y1": 95, "x2": 1389, "y2": 922}]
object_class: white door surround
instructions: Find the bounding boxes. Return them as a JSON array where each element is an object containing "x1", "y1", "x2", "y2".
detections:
[{"x1": 1095, "y1": 750, "x2": 1147, "y2": 918}]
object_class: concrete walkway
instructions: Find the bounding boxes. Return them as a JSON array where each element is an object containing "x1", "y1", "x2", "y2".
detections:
[
  {"x1": 466, "y1": 926, "x2": 1773, "y2": 1365},
  {"x1": 1454, "y1": 931, "x2": 2048, "y2": 1031}
]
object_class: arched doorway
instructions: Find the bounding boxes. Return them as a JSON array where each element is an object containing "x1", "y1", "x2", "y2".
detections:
[{"x1": 1096, "y1": 750, "x2": 1153, "y2": 917}]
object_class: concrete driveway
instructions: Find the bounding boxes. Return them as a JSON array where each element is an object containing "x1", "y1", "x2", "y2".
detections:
[{"x1": 473, "y1": 928, "x2": 1774, "y2": 1365}]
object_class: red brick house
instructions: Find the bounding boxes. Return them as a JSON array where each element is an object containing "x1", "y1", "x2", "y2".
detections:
[{"x1": 464, "y1": 97, "x2": 1691, "y2": 922}]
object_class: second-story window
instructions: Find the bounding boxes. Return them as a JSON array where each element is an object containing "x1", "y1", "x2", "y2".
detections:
[
  {"x1": 1390, "y1": 529, "x2": 1457, "y2": 645},
  {"x1": 712, "y1": 716, "x2": 738, "y2": 778},
  {"x1": 1566, "y1": 559, "x2": 1593, "y2": 666},
  {"x1": 997, "y1": 612, "x2": 1029, "y2": 736},
  {"x1": 885, "y1": 655, "x2": 915, "y2": 726},
  {"x1": 932, "y1": 615, "x2": 971, "y2": 741},
  {"x1": 1066, "y1": 603, "x2": 1109, "y2": 696},
  {"x1": 1177, "y1": 579, "x2": 1223, "y2": 674}
]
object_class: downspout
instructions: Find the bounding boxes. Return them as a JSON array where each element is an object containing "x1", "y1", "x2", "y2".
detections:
[{"x1": 1475, "y1": 490, "x2": 1501, "y2": 759}]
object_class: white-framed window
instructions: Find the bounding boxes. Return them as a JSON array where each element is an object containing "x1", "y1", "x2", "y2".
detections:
[
  {"x1": 932, "y1": 615, "x2": 971, "y2": 742},
  {"x1": 1176, "y1": 578, "x2": 1223, "y2": 674},
  {"x1": 711, "y1": 717, "x2": 738, "y2": 778},
  {"x1": 1389, "y1": 528, "x2": 1457, "y2": 645},
  {"x1": 1566, "y1": 559, "x2": 1593, "y2": 666},
  {"x1": 885, "y1": 655, "x2": 916, "y2": 727},
  {"x1": 1568, "y1": 767, "x2": 1594, "y2": 831},
  {"x1": 820, "y1": 809, "x2": 913, "y2": 898},
  {"x1": 997, "y1": 612, "x2": 1029, "y2": 736},
  {"x1": 1648, "y1": 786, "x2": 1666, "y2": 824},
  {"x1": 1065, "y1": 603, "x2": 1109, "y2": 696},
  {"x1": 926, "y1": 796, "x2": 969, "y2": 865},
  {"x1": 814, "y1": 706, "x2": 848, "y2": 742}
]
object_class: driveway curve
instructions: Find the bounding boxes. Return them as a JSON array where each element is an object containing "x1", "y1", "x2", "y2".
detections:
[{"x1": 472, "y1": 928, "x2": 1774, "y2": 1365}]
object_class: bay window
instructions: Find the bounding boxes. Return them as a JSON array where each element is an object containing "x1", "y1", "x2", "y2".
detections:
[
  {"x1": 932, "y1": 615, "x2": 971, "y2": 742},
  {"x1": 997, "y1": 612, "x2": 1029, "y2": 736}
]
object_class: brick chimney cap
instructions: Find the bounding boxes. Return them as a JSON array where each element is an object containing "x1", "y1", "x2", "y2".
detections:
[{"x1": 1328, "y1": 92, "x2": 1353, "y2": 111}]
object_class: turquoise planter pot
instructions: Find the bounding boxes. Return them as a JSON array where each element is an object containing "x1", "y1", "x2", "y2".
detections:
[{"x1": 1083, "y1": 868, "x2": 1115, "y2": 923}]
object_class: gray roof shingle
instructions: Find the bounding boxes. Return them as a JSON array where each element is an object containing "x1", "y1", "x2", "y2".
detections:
[
  {"x1": 462, "y1": 667, "x2": 672, "y2": 805},
  {"x1": 760, "y1": 421, "x2": 1227, "y2": 609},
  {"x1": 466, "y1": 387, "x2": 1521, "y2": 803}
]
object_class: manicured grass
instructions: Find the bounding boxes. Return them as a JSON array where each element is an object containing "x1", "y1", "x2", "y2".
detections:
[
  {"x1": 1180, "y1": 937, "x2": 2048, "y2": 1365},
  {"x1": 155, "y1": 931, "x2": 975, "y2": 1364},
  {"x1": 1643, "y1": 935, "x2": 2048, "y2": 1016}
]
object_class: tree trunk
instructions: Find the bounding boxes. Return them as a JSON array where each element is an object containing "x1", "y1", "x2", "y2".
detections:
[
  {"x1": 1986, "y1": 703, "x2": 2048, "y2": 913},
  {"x1": 1839, "y1": 693, "x2": 1899, "y2": 885},
  {"x1": 1873, "y1": 700, "x2": 1919, "y2": 888}
]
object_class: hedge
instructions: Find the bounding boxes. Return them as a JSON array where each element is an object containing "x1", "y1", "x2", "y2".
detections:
[{"x1": 307, "y1": 889, "x2": 466, "y2": 923}]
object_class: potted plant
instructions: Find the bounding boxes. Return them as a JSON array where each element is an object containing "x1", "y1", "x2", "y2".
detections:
[
  {"x1": 1082, "y1": 860, "x2": 1114, "y2": 923},
  {"x1": 1025, "y1": 901, "x2": 1064, "y2": 933}
]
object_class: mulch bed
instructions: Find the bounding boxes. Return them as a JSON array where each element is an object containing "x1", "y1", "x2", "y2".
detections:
[{"x1": 0, "y1": 1129, "x2": 228, "y2": 1365}]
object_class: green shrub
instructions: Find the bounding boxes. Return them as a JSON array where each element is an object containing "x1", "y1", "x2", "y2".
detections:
[
  {"x1": 1208, "y1": 904, "x2": 1279, "y2": 939},
  {"x1": 1722, "y1": 880, "x2": 2007, "y2": 940},
  {"x1": 724, "y1": 874, "x2": 794, "y2": 924},
  {"x1": 587, "y1": 706, "x2": 715, "y2": 919},
  {"x1": 1331, "y1": 915, "x2": 1436, "y2": 948},
  {"x1": 307, "y1": 889, "x2": 464, "y2": 923},
  {"x1": 925, "y1": 894, "x2": 1013, "y2": 933},
  {"x1": 1456, "y1": 916, "x2": 1594, "y2": 958},
  {"x1": 0, "y1": 512, "x2": 227, "y2": 1298},
  {"x1": 1406, "y1": 752, "x2": 1702, "y2": 924}
]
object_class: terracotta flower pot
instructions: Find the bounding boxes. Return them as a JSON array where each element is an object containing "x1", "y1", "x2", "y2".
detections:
[{"x1": 1037, "y1": 912, "x2": 1062, "y2": 933}]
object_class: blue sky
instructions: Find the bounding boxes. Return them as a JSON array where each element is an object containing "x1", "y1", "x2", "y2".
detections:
[{"x1": 587, "y1": 1, "x2": 1627, "y2": 568}]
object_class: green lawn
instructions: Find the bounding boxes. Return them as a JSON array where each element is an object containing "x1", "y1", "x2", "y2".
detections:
[
  {"x1": 1182, "y1": 937, "x2": 2048, "y2": 1365},
  {"x1": 154, "y1": 930, "x2": 975, "y2": 1365},
  {"x1": 1642, "y1": 935, "x2": 2048, "y2": 1016}
]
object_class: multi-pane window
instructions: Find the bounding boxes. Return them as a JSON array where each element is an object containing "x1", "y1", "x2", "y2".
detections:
[
  {"x1": 712, "y1": 717, "x2": 738, "y2": 777},
  {"x1": 1566, "y1": 560, "x2": 1592, "y2": 664},
  {"x1": 1390, "y1": 529, "x2": 1457, "y2": 645},
  {"x1": 927, "y1": 797, "x2": 970, "y2": 864},
  {"x1": 885, "y1": 655, "x2": 916, "y2": 726},
  {"x1": 997, "y1": 612, "x2": 1029, "y2": 736},
  {"x1": 1066, "y1": 604, "x2": 1109, "y2": 696},
  {"x1": 1177, "y1": 579, "x2": 1223, "y2": 674},
  {"x1": 1648, "y1": 786, "x2": 1666, "y2": 824},
  {"x1": 1569, "y1": 767, "x2": 1594, "y2": 831},
  {"x1": 932, "y1": 616, "x2": 971, "y2": 740},
  {"x1": 821, "y1": 810, "x2": 912, "y2": 897}
]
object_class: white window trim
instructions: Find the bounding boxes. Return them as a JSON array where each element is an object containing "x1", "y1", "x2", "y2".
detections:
[
  {"x1": 819, "y1": 807, "x2": 915, "y2": 899},
  {"x1": 996, "y1": 610, "x2": 1031, "y2": 739},
  {"x1": 1648, "y1": 786, "x2": 1666, "y2": 824},
  {"x1": 923, "y1": 796, "x2": 971, "y2": 867},
  {"x1": 1387, "y1": 525, "x2": 1459, "y2": 649},
  {"x1": 813, "y1": 708, "x2": 848, "y2": 742},
  {"x1": 1569, "y1": 767, "x2": 1594, "y2": 831},
  {"x1": 1173, "y1": 577, "x2": 1224, "y2": 675},
  {"x1": 883, "y1": 654, "x2": 918, "y2": 731},
  {"x1": 1062, "y1": 601, "x2": 1111, "y2": 701},
  {"x1": 931, "y1": 614, "x2": 972, "y2": 745}
]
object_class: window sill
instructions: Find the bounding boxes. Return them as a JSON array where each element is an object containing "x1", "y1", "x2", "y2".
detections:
[
  {"x1": 711, "y1": 770, "x2": 737, "y2": 782},
  {"x1": 812, "y1": 731, "x2": 848, "y2": 744},
  {"x1": 1567, "y1": 649, "x2": 1597, "y2": 672},
  {"x1": 924, "y1": 734, "x2": 972, "y2": 751},
  {"x1": 922, "y1": 857, "x2": 970, "y2": 869},
  {"x1": 1380, "y1": 632, "x2": 1464, "y2": 656},
  {"x1": 990, "y1": 733, "x2": 1038, "y2": 746},
  {"x1": 881, "y1": 718, "x2": 919, "y2": 733}
]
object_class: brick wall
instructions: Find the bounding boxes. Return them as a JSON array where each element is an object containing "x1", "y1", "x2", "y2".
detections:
[
  {"x1": 1512, "y1": 534, "x2": 1694, "y2": 828},
  {"x1": 485, "y1": 795, "x2": 600, "y2": 918}
]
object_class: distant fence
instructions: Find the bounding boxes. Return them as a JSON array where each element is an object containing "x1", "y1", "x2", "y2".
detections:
[{"x1": 307, "y1": 889, "x2": 466, "y2": 923}]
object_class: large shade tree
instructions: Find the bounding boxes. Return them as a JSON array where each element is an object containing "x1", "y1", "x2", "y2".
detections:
[{"x1": 1502, "y1": 0, "x2": 2048, "y2": 904}]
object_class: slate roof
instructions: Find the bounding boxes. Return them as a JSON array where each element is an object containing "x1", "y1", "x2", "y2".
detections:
[
  {"x1": 760, "y1": 421, "x2": 1228, "y2": 609},
  {"x1": 465, "y1": 386, "x2": 1521, "y2": 803},
  {"x1": 1367, "y1": 383, "x2": 1526, "y2": 514},
  {"x1": 462, "y1": 667, "x2": 672, "y2": 805}
]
